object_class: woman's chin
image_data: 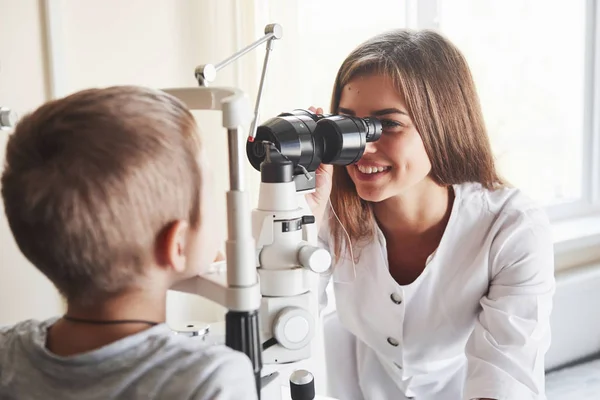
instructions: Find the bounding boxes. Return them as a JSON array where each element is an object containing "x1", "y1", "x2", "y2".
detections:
[
  {"x1": 350, "y1": 169, "x2": 396, "y2": 203},
  {"x1": 356, "y1": 187, "x2": 388, "y2": 203}
]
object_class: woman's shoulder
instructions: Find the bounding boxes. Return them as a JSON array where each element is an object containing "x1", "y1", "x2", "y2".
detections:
[
  {"x1": 453, "y1": 181, "x2": 552, "y2": 247},
  {"x1": 456, "y1": 181, "x2": 549, "y2": 223},
  {"x1": 454, "y1": 182, "x2": 554, "y2": 275}
]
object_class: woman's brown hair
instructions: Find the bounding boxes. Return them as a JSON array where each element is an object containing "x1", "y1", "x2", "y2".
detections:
[{"x1": 328, "y1": 29, "x2": 504, "y2": 261}]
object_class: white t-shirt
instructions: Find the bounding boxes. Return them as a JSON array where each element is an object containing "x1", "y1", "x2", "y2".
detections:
[{"x1": 319, "y1": 181, "x2": 555, "y2": 400}]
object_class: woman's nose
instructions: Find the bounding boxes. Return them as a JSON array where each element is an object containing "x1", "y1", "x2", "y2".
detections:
[{"x1": 363, "y1": 142, "x2": 377, "y2": 155}]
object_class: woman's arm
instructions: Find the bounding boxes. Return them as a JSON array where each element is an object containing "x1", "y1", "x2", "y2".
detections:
[{"x1": 463, "y1": 208, "x2": 555, "y2": 400}]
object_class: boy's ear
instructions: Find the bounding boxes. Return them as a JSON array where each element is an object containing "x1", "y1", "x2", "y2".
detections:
[{"x1": 156, "y1": 220, "x2": 189, "y2": 273}]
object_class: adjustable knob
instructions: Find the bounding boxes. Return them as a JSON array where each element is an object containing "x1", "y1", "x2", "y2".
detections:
[
  {"x1": 273, "y1": 307, "x2": 314, "y2": 350},
  {"x1": 194, "y1": 64, "x2": 217, "y2": 86},
  {"x1": 289, "y1": 369, "x2": 315, "y2": 400},
  {"x1": 298, "y1": 244, "x2": 331, "y2": 273},
  {"x1": 265, "y1": 23, "x2": 283, "y2": 39},
  {"x1": 0, "y1": 107, "x2": 17, "y2": 130}
]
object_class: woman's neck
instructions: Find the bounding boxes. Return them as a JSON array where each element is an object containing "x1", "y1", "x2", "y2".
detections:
[{"x1": 373, "y1": 180, "x2": 454, "y2": 242}]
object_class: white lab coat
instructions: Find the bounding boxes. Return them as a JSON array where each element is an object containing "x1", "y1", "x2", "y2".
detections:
[{"x1": 318, "y1": 181, "x2": 555, "y2": 400}]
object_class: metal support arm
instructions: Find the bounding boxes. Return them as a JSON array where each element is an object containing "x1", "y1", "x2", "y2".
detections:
[{"x1": 194, "y1": 23, "x2": 282, "y2": 141}]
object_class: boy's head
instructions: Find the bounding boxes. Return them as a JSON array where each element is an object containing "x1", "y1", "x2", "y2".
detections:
[{"x1": 1, "y1": 85, "x2": 216, "y2": 305}]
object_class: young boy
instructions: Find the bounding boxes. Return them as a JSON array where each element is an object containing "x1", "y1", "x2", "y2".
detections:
[{"x1": 0, "y1": 86, "x2": 258, "y2": 399}]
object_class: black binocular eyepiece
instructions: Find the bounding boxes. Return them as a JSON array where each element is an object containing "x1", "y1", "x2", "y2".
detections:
[{"x1": 246, "y1": 109, "x2": 383, "y2": 177}]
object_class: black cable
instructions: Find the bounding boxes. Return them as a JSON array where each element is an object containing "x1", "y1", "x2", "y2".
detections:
[{"x1": 62, "y1": 315, "x2": 159, "y2": 326}]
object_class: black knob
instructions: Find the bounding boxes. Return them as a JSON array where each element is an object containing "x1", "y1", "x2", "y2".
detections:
[
  {"x1": 289, "y1": 369, "x2": 315, "y2": 400},
  {"x1": 301, "y1": 215, "x2": 316, "y2": 225}
]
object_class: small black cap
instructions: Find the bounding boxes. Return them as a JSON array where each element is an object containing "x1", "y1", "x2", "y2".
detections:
[{"x1": 289, "y1": 370, "x2": 315, "y2": 400}]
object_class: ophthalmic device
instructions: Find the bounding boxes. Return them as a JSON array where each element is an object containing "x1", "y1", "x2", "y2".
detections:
[{"x1": 164, "y1": 23, "x2": 382, "y2": 400}]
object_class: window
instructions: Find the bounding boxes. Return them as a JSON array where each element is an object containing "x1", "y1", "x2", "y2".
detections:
[{"x1": 432, "y1": 0, "x2": 595, "y2": 220}]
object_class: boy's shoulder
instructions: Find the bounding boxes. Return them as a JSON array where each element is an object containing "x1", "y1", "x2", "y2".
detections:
[
  {"x1": 0, "y1": 318, "x2": 258, "y2": 400},
  {"x1": 0, "y1": 318, "x2": 44, "y2": 346},
  {"x1": 156, "y1": 323, "x2": 255, "y2": 377},
  {"x1": 151, "y1": 327, "x2": 258, "y2": 399}
]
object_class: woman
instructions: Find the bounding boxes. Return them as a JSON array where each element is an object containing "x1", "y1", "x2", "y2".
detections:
[{"x1": 308, "y1": 29, "x2": 555, "y2": 400}]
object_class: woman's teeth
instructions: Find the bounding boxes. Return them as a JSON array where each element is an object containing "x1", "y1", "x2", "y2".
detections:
[{"x1": 357, "y1": 165, "x2": 391, "y2": 174}]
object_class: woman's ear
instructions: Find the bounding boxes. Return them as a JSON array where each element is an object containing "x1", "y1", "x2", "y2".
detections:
[{"x1": 156, "y1": 220, "x2": 189, "y2": 273}]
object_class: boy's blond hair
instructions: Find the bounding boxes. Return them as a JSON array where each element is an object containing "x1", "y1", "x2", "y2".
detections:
[{"x1": 1, "y1": 86, "x2": 202, "y2": 305}]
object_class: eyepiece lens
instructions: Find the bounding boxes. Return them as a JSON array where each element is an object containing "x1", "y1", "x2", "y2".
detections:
[{"x1": 364, "y1": 117, "x2": 383, "y2": 142}]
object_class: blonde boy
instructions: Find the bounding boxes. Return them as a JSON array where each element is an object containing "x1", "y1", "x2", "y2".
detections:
[{"x1": 0, "y1": 86, "x2": 257, "y2": 399}]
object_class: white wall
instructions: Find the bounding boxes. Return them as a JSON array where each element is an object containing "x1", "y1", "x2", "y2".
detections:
[
  {"x1": 0, "y1": 0, "x2": 407, "y2": 326},
  {"x1": 0, "y1": 0, "x2": 63, "y2": 324},
  {"x1": 0, "y1": 0, "x2": 260, "y2": 326}
]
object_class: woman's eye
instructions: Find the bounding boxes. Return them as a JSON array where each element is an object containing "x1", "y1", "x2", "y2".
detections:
[{"x1": 381, "y1": 119, "x2": 403, "y2": 129}]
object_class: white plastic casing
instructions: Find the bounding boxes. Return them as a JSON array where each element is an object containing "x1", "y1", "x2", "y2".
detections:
[{"x1": 161, "y1": 87, "x2": 252, "y2": 128}]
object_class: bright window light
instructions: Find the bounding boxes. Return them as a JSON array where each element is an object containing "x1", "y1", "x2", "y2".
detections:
[{"x1": 438, "y1": 0, "x2": 587, "y2": 207}]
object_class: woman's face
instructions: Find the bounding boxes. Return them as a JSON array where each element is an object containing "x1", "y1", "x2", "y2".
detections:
[{"x1": 339, "y1": 74, "x2": 433, "y2": 203}]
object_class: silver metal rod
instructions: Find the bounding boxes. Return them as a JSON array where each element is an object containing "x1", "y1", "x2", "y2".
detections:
[
  {"x1": 215, "y1": 33, "x2": 274, "y2": 72},
  {"x1": 248, "y1": 38, "x2": 274, "y2": 140},
  {"x1": 227, "y1": 128, "x2": 244, "y2": 191},
  {"x1": 225, "y1": 127, "x2": 256, "y2": 289}
]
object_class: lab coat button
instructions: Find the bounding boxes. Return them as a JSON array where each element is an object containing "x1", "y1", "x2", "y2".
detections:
[
  {"x1": 390, "y1": 293, "x2": 402, "y2": 304},
  {"x1": 387, "y1": 337, "x2": 399, "y2": 346}
]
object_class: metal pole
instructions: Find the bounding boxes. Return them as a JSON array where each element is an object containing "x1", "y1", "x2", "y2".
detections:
[
  {"x1": 216, "y1": 34, "x2": 274, "y2": 71},
  {"x1": 248, "y1": 38, "x2": 274, "y2": 141}
]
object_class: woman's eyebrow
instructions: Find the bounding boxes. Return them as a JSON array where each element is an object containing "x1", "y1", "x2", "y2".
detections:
[
  {"x1": 338, "y1": 107, "x2": 408, "y2": 116},
  {"x1": 338, "y1": 107, "x2": 355, "y2": 115},
  {"x1": 372, "y1": 108, "x2": 408, "y2": 116}
]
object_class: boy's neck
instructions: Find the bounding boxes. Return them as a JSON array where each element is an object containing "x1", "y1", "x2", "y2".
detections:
[
  {"x1": 65, "y1": 287, "x2": 168, "y2": 322},
  {"x1": 47, "y1": 288, "x2": 168, "y2": 357}
]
